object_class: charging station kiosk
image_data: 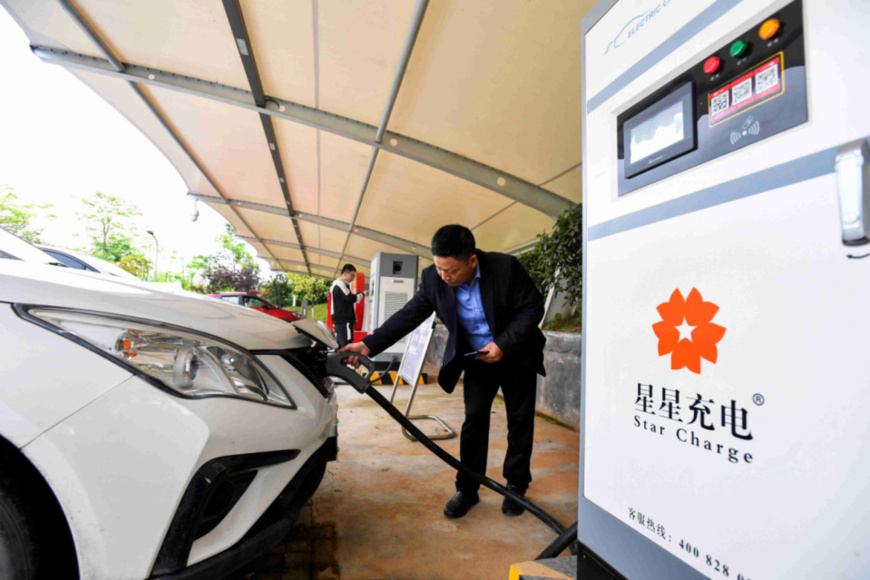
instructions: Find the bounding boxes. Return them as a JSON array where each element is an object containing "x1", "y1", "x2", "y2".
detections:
[
  {"x1": 580, "y1": 1, "x2": 870, "y2": 578},
  {"x1": 366, "y1": 252, "x2": 419, "y2": 365}
]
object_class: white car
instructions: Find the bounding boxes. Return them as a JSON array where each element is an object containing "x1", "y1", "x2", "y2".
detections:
[{"x1": 0, "y1": 233, "x2": 339, "y2": 579}]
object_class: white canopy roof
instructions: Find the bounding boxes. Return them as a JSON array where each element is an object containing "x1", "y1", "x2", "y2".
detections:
[{"x1": 2, "y1": 0, "x2": 587, "y2": 280}]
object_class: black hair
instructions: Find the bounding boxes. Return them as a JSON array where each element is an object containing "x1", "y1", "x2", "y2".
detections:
[
  {"x1": 431, "y1": 225, "x2": 476, "y2": 260},
  {"x1": 341, "y1": 264, "x2": 357, "y2": 275}
]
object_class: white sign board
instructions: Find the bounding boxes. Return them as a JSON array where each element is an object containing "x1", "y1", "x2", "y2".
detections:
[{"x1": 398, "y1": 313, "x2": 436, "y2": 385}]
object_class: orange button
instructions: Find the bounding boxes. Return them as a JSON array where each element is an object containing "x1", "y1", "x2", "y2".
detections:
[{"x1": 759, "y1": 18, "x2": 780, "y2": 40}]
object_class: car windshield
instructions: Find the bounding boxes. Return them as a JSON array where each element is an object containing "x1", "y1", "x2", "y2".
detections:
[
  {"x1": 41, "y1": 249, "x2": 90, "y2": 270},
  {"x1": 0, "y1": 227, "x2": 61, "y2": 264}
]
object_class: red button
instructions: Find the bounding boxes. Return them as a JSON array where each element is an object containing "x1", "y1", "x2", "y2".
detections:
[{"x1": 703, "y1": 56, "x2": 721, "y2": 75}]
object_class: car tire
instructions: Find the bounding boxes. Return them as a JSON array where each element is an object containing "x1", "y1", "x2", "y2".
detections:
[{"x1": 0, "y1": 475, "x2": 43, "y2": 580}]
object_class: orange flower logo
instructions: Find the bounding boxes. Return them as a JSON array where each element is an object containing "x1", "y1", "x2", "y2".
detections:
[{"x1": 652, "y1": 288, "x2": 726, "y2": 374}]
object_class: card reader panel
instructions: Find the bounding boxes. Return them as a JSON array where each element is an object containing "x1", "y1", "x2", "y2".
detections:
[{"x1": 617, "y1": 0, "x2": 806, "y2": 196}]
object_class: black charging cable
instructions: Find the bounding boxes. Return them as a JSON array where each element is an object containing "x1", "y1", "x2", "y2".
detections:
[
  {"x1": 536, "y1": 521, "x2": 579, "y2": 560},
  {"x1": 326, "y1": 352, "x2": 579, "y2": 556}
]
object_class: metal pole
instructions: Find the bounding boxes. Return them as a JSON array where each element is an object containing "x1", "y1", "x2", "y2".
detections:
[
  {"x1": 52, "y1": 0, "x2": 285, "y2": 270},
  {"x1": 147, "y1": 230, "x2": 159, "y2": 282},
  {"x1": 333, "y1": 0, "x2": 430, "y2": 276}
]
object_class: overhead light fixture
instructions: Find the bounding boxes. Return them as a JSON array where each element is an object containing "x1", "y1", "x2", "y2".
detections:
[
  {"x1": 190, "y1": 199, "x2": 200, "y2": 222},
  {"x1": 235, "y1": 38, "x2": 249, "y2": 56},
  {"x1": 269, "y1": 142, "x2": 276, "y2": 151}
]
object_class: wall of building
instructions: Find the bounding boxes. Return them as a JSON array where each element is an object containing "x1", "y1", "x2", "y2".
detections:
[{"x1": 535, "y1": 332, "x2": 582, "y2": 429}]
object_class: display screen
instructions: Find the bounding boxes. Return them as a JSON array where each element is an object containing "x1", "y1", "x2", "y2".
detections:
[
  {"x1": 629, "y1": 100, "x2": 686, "y2": 164},
  {"x1": 622, "y1": 81, "x2": 694, "y2": 180}
]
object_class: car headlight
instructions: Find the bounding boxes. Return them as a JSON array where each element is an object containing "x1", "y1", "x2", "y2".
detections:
[{"x1": 22, "y1": 307, "x2": 295, "y2": 409}]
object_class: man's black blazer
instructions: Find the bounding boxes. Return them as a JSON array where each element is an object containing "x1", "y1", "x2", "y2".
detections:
[{"x1": 362, "y1": 250, "x2": 546, "y2": 393}]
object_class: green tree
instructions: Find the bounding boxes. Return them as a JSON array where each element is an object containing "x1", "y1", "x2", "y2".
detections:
[
  {"x1": 99, "y1": 233, "x2": 139, "y2": 263},
  {"x1": 288, "y1": 273, "x2": 330, "y2": 303},
  {"x1": 261, "y1": 273, "x2": 294, "y2": 307},
  {"x1": 187, "y1": 224, "x2": 261, "y2": 293},
  {"x1": 117, "y1": 254, "x2": 151, "y2": 279},
  {"x1": 517, "y1": 246, "x2": 551, "y2": 300},
  {"x1": 77, "y1": 192, "x2": 143, "y2": 262},
  {"x1": 520, "y1": 202, "x2": 582, "y2": 310},
  {"x1": 218, "y1": 223, "x2": 257, "y2": 269},
  {"x1": 186, "y1": 254, "x2": 210, "y2": 279},
  {"x1": 167, "y1": 250, "x2": 186, "y2": 280},
  {"x1": 0, "y1": 185, "x2": 56, "y2": 243}
]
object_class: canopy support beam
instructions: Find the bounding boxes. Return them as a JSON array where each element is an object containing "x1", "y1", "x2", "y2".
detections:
[
  {"x1": 188, "y1": 193, "x2": 433, "y2": 259},
  {"x1": 334, "y1": 0, "x2": 429, "y2": 277},
  {"x1": 262, "y1": 263, "x2": 331, "y2": 280},
  {"x1": 221, "y1": 0, "x2": 311, "y2": 275},
  {"x1": 51, "y1": 1, "x2": 282, "y2": 267},
  {"x1": 264, "y1": 258, "x2": 335, "y2": 276},
  {"x1": 32, "y1": 46, "x2": 573, "y2": 219},
  {"x1": 235, "y1": 235, "x2": 368, "y2": 266}
]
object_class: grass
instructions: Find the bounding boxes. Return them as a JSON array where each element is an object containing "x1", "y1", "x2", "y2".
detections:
[
  {"x1": 542, "y1": 311, "x2": 582, "y2": 333},
  {"x1": 284, "y1": 302, "x2": 328, "y2": 324}
]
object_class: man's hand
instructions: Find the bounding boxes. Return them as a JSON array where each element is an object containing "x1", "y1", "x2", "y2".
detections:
[
  {"x1": 475, "y1": 341, "x2": 503, "y2": 363},
  {"x1": 337, "y1": 342, "x2": 371, "y2": 368}
]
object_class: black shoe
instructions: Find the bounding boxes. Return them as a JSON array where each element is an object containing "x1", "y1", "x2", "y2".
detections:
[
  {"x1": 502, "y1": 485, "x2": 526, "y2": 517},
  {"x1": 444, "y1": 491, "x2": 479, "y2": 518}
]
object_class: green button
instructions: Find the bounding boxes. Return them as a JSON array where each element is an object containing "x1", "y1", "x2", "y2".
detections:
[{"x1": 730, "y1": 40, "x2": 749, "y2": 58}]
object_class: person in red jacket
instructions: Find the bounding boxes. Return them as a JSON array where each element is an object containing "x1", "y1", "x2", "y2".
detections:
[{"x1": 339, "y1": 225, "x2": 546, "y2": 519}]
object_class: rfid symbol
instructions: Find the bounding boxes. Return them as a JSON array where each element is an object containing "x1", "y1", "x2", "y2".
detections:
[{"x1": 730, "y1": 116, "x2": 761, "y2": 145}]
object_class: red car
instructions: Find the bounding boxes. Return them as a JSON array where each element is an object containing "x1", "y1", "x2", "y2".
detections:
[{"x1": 210, "y1": 292, "x2": 300, "y2": 322}]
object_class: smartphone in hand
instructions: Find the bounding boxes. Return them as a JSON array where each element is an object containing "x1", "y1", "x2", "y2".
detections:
[{"x1": 464, "y1": 350, "x2": 490, "y2": 358}]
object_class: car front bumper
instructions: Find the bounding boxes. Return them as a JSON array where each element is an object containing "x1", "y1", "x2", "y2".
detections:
[
  {"x1": 21, "y1": 351, "x2": 338, "y2": 580},
  {"x1": 151, "y1": 436, "x2": 336, "y2": 579}
]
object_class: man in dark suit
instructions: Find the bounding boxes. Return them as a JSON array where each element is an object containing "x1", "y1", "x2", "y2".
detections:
[{"x1": 339, "y1": 224, "x2": 546, "y2": 519}]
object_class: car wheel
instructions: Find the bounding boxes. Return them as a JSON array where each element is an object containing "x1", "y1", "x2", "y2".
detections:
[{"x1": 0, "y1": 476, "x2": 43, "y2": 580}]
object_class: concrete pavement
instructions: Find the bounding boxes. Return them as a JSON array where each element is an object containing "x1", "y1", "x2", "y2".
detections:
[{"x1": 231, "y1": 381, "x2": 579, "y2": 579}]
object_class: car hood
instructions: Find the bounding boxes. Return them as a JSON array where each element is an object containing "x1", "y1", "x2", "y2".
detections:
[{"x1": 0, "y1": 261, "x2": 311, "y2": 351}]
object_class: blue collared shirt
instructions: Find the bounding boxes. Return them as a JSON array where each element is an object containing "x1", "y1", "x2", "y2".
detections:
[{"x1": 455, "y1": 264, "x2": 494, "y2": 351}]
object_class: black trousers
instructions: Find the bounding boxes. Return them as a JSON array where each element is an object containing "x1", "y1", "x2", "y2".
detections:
[
  {"x1": 455, "y1": 359, "x2": 537, "y2": 494},
  {"x1": 334, "y1": 320, "x2": 354, "y2": 348}
]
